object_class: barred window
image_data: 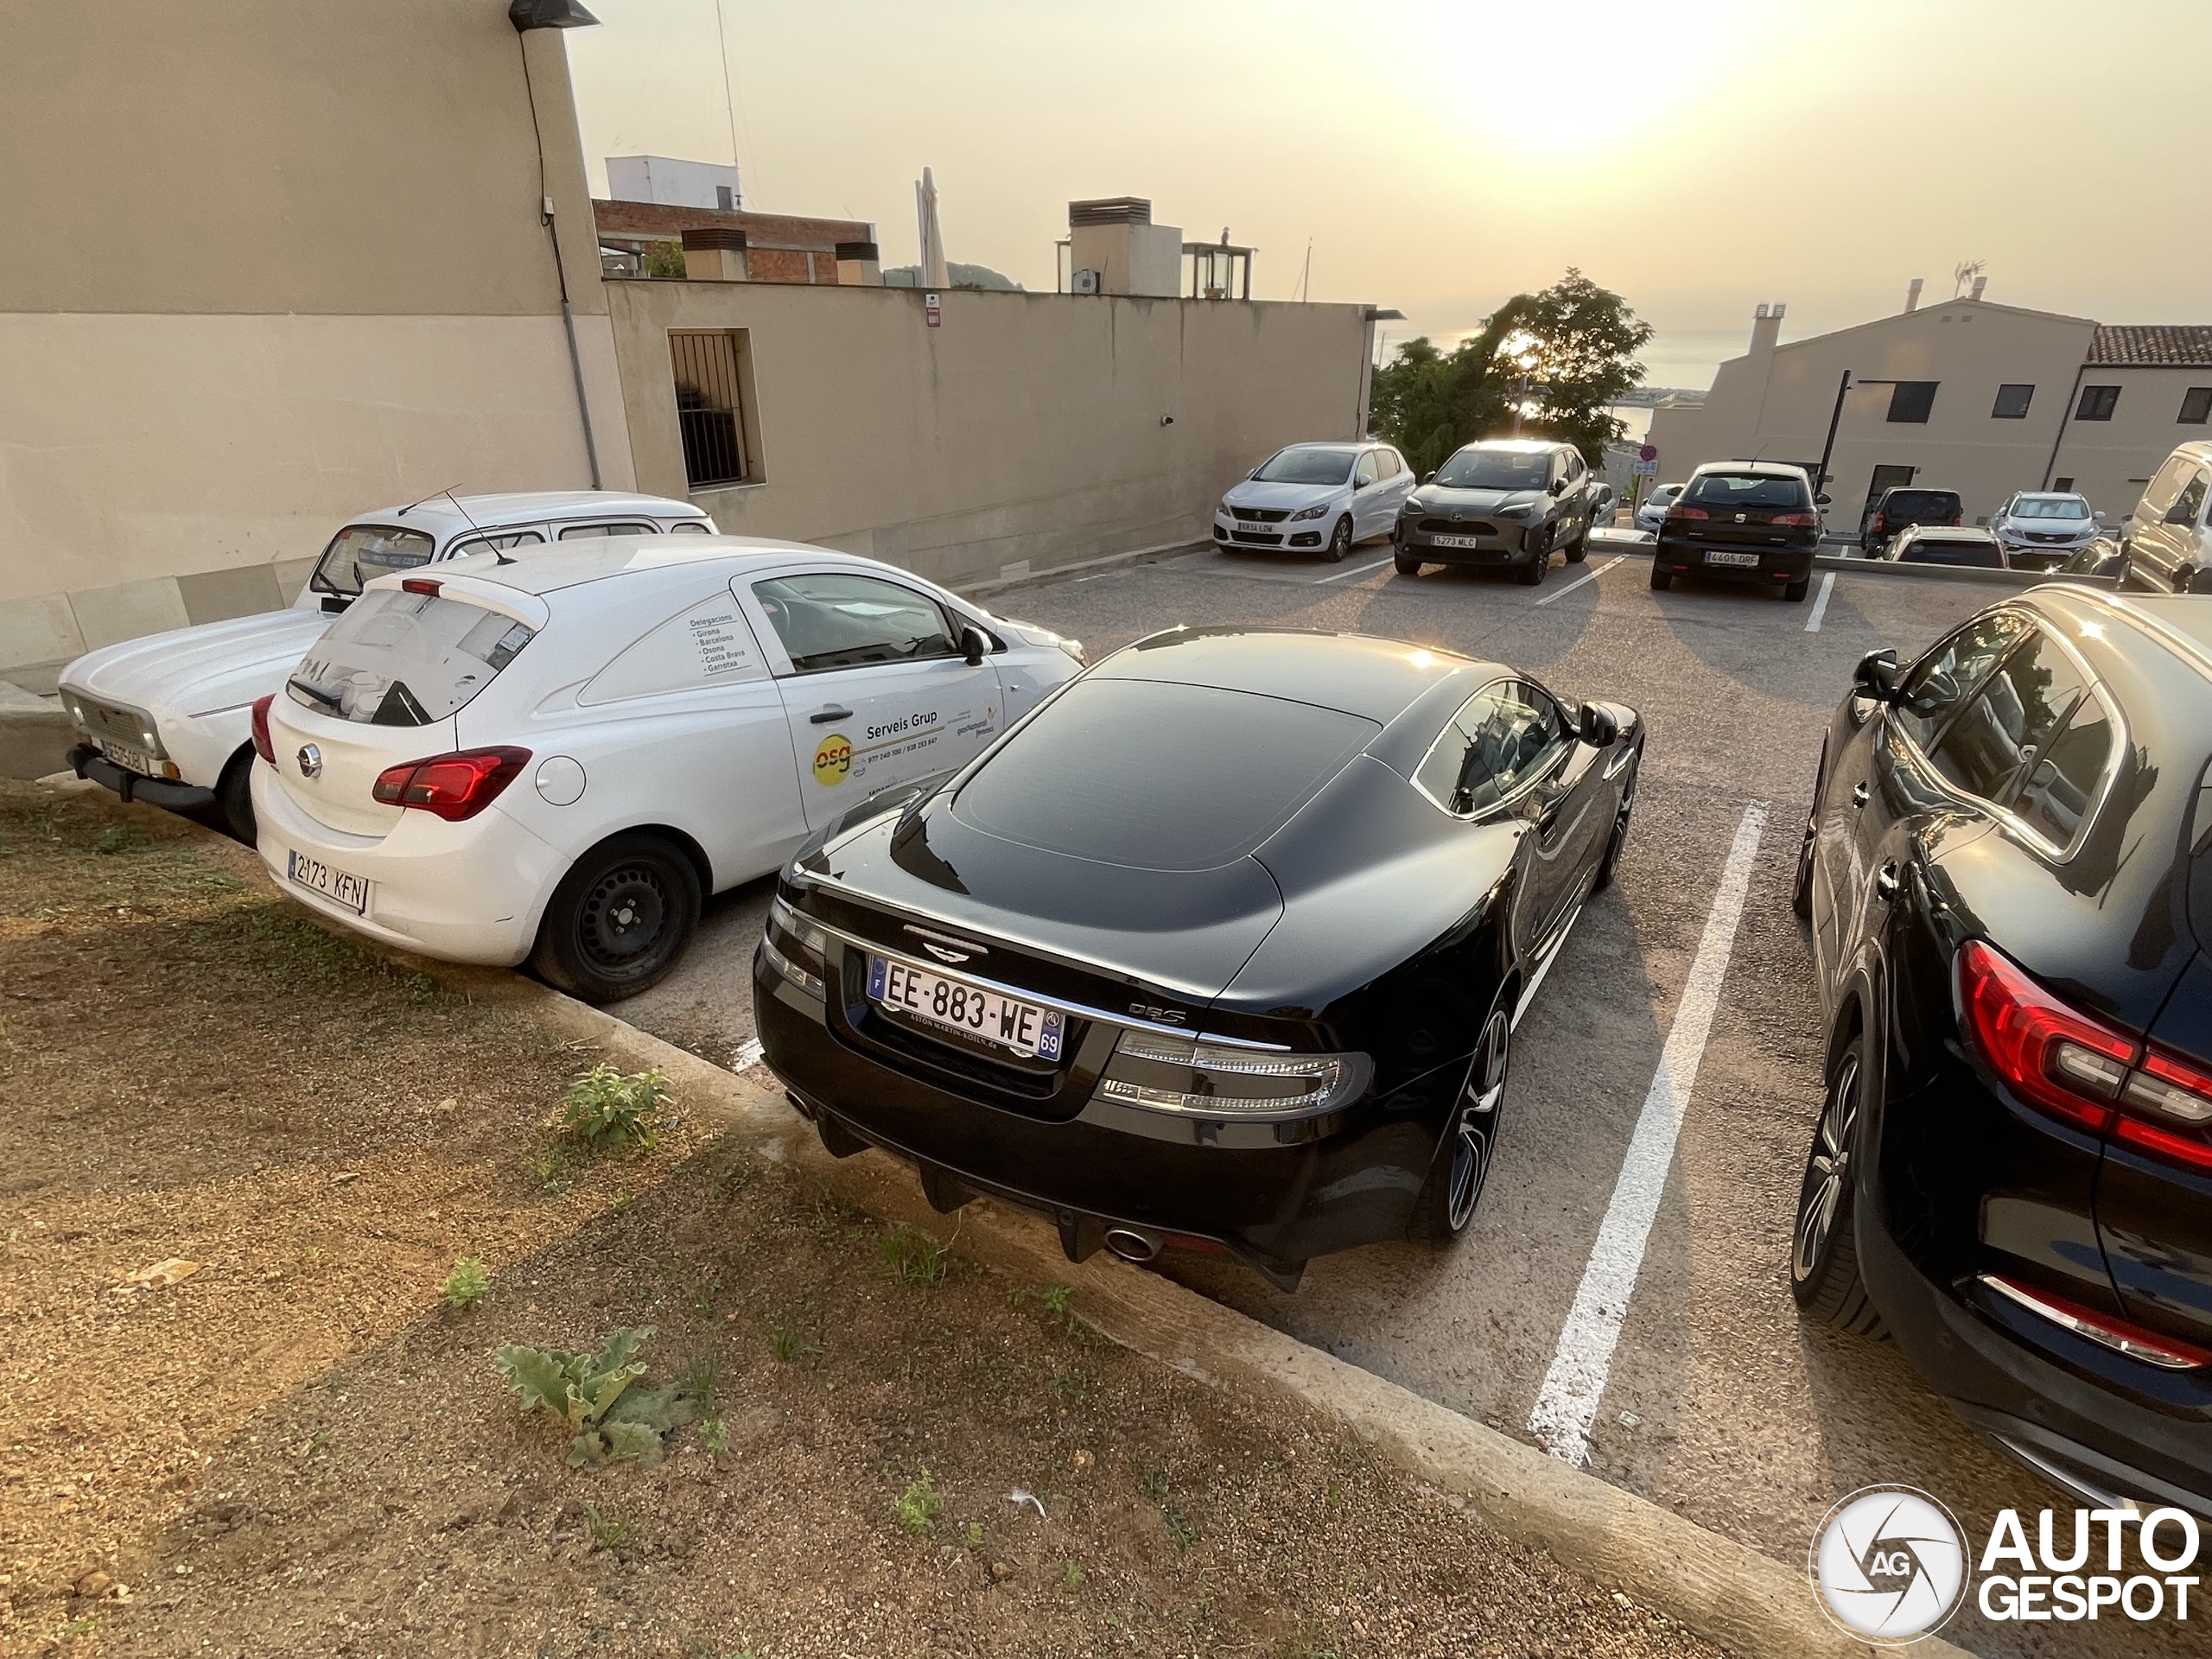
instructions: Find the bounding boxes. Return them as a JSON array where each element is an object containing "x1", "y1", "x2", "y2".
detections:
[{"x1": 671, "y1": 330, "x2": 757, "y2": 490}]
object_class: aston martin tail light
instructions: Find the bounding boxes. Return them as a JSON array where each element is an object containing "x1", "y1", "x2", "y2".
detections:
[{"x1": 1096, "y1": 1033, "x2": 1370, "y2": 1119}]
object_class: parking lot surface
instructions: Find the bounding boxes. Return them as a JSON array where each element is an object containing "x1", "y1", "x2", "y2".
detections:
[{"x1": 627, "y1": 542, "x2": 2186, "y2": 1658}]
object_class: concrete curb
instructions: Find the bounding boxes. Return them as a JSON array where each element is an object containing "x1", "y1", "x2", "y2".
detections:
[
  {"x1": 1587, "y1": 531, "x2": 2113, "y2": 591},
  {"x1": 0, "y1": 683, "x2": 71, "y2": 781},
  {"x1": 86, "y1": 786, "x2": 1973, "y2": 1659}
]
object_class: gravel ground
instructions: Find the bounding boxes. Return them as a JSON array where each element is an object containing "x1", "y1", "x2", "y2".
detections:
[{"x1": 0, "y1": 779, "x2": 1720, "y2": 1659}]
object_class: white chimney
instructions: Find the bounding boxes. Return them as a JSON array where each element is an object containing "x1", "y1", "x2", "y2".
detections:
[
  {"x1": 1749, "y1": 302, "x2": 1784, "y2": 354},
  {"x1": 1970, "y1": 275, "x2": 1988, "y2": 301},
  {"x1": 1904, "y1": 277, "x2": 1924, "y2": 314}
]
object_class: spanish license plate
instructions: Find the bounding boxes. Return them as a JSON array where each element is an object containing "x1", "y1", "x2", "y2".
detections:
[
  {"x1": 99, "y1": 737, "x2": 158, "y2": 777},
  {"x1": 1431, "y1": 534, "x2": 1486, "y2": 550},
  {"x1": 868, "y1": 955, "x2": 1065, "y2": 1060},
  {"x1": 286, "y1": 849, "x2": 370, "y2": 915},
  {"x1": 1706, "y1": 550, "x2": 1762, "y2": 568}
]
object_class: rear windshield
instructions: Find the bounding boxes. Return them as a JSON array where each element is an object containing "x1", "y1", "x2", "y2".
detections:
[
  {"x1": 1883, "y1": 491, "x2": 1961, "y2": 518},
  {"x1": 309, "y1": 524, "x2": 435, "y2": 600},
  {"x1": 1686, "y1": 473, "x2": 1811, "y2": 510},
  {"x1": 951, "y1": 677, "x2": 1377, "y2": 871},
  {"x1": 1433, "y1": 448, "x2": 1550, "y2": 491},
  {"x1": 288, "y1": 588, "x2": 537, "y2": 726},
  {"x1": 1903, "y1": 533, "x2": 2003, "y2": 568},
  {"x1": 1253, "y1": 447, "x2": 1357, "y2": 485}
]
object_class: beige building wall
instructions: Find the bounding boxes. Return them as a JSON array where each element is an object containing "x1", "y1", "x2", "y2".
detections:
[
  {"x1": 605, "y1": 282, "x2": 1374, "y2": 591},
  {"x1": 1655, "y1": 300, "x2": 2098, "y2": 526},
  {"x1": 2050, "y1": 367, "x2": 2212, "y2": 524},
  {"x1": 0, "y1": 0, "x2": 630, "y2": 672}
]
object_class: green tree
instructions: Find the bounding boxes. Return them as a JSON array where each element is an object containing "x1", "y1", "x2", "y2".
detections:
[{"x1": 1370, "y1": 270, "x2": 1652, "y2": 474}]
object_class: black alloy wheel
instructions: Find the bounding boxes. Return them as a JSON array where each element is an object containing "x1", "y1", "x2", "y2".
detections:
[
  {"x1": 1411, "y1": 1007, "x2": 1510, "y2": 1245},
  {"x1": 1592, "y1": 756, "x2": 1637, "y2": 891},
  {"x1": 1325, "y1": 516, "x2": 1353, "y2": 563},
  {"x1": 1517, "y1": 528, "x2": 1549, "y2": 586},
  {"x1": 1563, "y1": 522, "x2": 1589, "y2": 563},
  {"x1": 1789, "y1": 1035, "x2": 1887, "y2": 1336},
  {"x1": 1784, "y1": 575, "x2": 1811, "y2": 602},
  {"x1": 531, "y1": 831, "x2": 702, "y2": 1003},
  {"x1": 1649, "y1": 561, "x2": 1672, "y2": 591}
]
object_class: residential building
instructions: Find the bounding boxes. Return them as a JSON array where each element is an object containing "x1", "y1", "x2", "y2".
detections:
[
  {"x1": 607, "y1": 154, "x2": 742, "y2": 212},
  {"x1": 1648, "y1": 291, "x2": 2212, "y2": 530}
]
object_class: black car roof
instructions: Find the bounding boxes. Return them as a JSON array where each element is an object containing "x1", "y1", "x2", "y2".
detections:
[{"x1": 1096, "y1": 627, "x2": 1490, "y2": 724}]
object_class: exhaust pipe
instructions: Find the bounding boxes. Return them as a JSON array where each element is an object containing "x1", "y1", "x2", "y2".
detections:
[{"x1": 1102, "y1": 1226, "x2": 1162, "y2": 1263}]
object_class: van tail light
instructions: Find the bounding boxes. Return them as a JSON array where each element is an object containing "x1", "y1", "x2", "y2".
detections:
[
  {"x1": 1956, "y1": 939, "x2": 2131, "y2": 1132},
  {"x1": 1771, "y1": 512, "x2": 1818, "y2": 527},
  {"x1": 1979, "y1": 1274, "x2": 2212, "y2": 1370},
  {"x1": 250, "y1": 694, "x2": 276, "y2": 763},
  {"x1": 1669, "y1": 505, "x2": 1711, "y2": 521},
  {"x1": 372, "y1": 746, "x2": 531, "y2": 822}
]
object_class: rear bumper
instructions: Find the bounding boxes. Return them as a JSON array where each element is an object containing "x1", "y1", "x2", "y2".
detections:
[
  {"x1": 67, "y1": 744, "x2": 217, "y2": 810},
  {"x1": 1654, "y1": 538, "x2": 1816, "y2": 584},
  {"x1": 753, "y1": 952, "x2": 1441, "y2": 1273},
  {"x1": 1859, "y1": 1186, "x2": 2212, "y2": 1520},
  {"x1": 250, "y1": 763, "x2": 561, "y2": 967}
]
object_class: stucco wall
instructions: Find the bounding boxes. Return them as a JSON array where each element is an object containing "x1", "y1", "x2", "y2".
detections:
[
  {"x1": 2050, "y1": 368, "x2": 2212, "y2": 524},
  {"x1": 605, "y1": 282, "x2": 1375, "y2": 591}
]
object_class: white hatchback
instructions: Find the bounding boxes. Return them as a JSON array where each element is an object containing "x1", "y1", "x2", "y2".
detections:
[
  {"x1": 251, "y1": 538, "x2": 1084, "y2": 1001},
  {"x1": 60, "y1": 491, "x2": 710, "y2": 839}
]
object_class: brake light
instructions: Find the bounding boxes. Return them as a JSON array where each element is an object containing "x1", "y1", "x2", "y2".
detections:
[
  {"x1": 1771, "y1": 512, "x2": 1818, "y2": 527},
  {"x1": 1948, "y1": 515, "x2": 1962, "y2": 526},
  {"x1": 1956, "y1": 940, "x2": 2132, "y2": 1132},
  {"x1": 401, "y1": 577, "x2": 442, "y2": 596},
  {"x1": 1874, "y1": 515, "x2": 1888, "y2": 531},
  {"x1": 2114, "y1": 1048, "x2": 2212, "y2": 1171},
  {"x1": 1980, "y1": 1274, "x2": 2212, "y2": 1370},
  {"x1": 1669, "y1": 505, "x2": 1711, "y2": 521},
  {"x1": 372, "y1": 746, "x2": 531, "y2": 822},
  {"x1": 251, "y1": 694, "x2": 276, "y2": 763}
]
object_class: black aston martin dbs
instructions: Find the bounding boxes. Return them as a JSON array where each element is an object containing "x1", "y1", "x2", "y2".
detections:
[{"x1": 753, "y1": 627, "x2": 1643, "y2": 1287}]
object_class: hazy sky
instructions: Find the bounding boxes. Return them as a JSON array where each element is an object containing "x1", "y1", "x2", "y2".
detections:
[{"x1": 564, "y1": 0, "x2": 2212, "y2": 389}]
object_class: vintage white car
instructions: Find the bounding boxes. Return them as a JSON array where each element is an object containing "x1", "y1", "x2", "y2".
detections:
[
  {"x1": 251, "y1": 537, "x2": 1084, "y2": 1001},
  {"x1": 59, "y1": 491, "x2": 711, "y2": 838}
]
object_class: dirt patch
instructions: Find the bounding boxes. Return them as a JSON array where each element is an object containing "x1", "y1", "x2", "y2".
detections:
[{"x1": 0, "y1": 782, "x2": 1719, "y2": 1659}]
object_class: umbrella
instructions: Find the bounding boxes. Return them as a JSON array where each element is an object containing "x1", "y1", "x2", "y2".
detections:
[{"x1": 915, "y1": 167, "x2": 950, "y2": 291}]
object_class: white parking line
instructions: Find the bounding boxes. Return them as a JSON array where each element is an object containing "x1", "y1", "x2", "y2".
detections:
[
  {"x1": 1313, "y1": 555, "x2": 1395, "y2": 584},
  {"x1": 733, "y1": 1037, "x2": 765, "y2": 1072},
  {"x1": 1533, "y1": 555, "x2": 1626, "y2": 607},
  {"x1": 1804, "y1": 570, "x2": 1836, "y2": 632},
  {"x1": 1527, "y1": 801, "x2": 1769, "y2": 1465}
]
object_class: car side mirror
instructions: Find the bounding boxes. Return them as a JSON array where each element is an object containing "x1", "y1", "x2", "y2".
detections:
[
  {"x1": 1249, "y1": 467, "x2": 1262, "y2": 480},
  {"x1": 1353, "y1": 477, "x2": 1370, "y2": 491},
  {"x1": 1815, "y1": 492, "x2": 1832, "y2": 507},
  {"x1": 1421, "y1": 471, "x2": 1435, "y2": 485},
  {"x1": 2093, "y1": 510, "x2": 2107, "y2": 521},
  {"x1": 1853, "y1": 649, "x2": 1902, "y2": 701},
  {"x1": 959, "y1": 624, "x2": 990, "y2": 667},
  {"x1": 1577, "y1": 702, "x2": 1619, "y2": 747},
  {"x1": 2166, "y1": 500, "x2": 2196, "y2": 524},
  {"x1": 1548, "y1": 479, "x2": 1567, "y2": 496}
]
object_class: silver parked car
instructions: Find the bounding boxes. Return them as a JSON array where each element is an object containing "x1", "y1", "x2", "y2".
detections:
[
  {"x1": 1989, "y1": 491, "x2": 2101, "y2": 572},
  {"x1": 1212, "y1": 442, "x2": 1416, "y2": 563},
  {"x1": 1634, "y1": 482, "x2": 1684, "y2": 532},
  {"x1": 2117, "y1": 440, "x2": 2212, "y2": 594}
]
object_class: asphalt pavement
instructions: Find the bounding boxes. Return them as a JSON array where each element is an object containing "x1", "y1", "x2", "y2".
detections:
[{"x1": 622, "y1": 536, "x2": 2186, "y2": 1659}]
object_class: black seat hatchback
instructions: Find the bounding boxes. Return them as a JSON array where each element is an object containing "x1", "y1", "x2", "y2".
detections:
[
  {"x1": 1650, "y1": 461, "x2": 1822, "y2": 601},
  {"x1": 1790, "y1": 586, "x2": 2212, "y2": 1517}
]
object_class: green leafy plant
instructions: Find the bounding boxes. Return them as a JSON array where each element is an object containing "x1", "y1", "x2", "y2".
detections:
[
  {"x1": 769, "y1": 1322, "x2": 816, "y2": 1363},
  {"x1": 493, "y1": 1325, "x2": 701, "y2": 1467},
  {"x1": 878, "y1": 1224, "x2": 949, "y2": 1287},
  {"x1": 1039, "y1": 1283, "x2": 1074, "y2": 1321},
  {"x1": 701, "y1": 1414, "x2": 728, "y2": 1454},
  {"x1": 557, "y1": 1065, "x2": 668, "y2": 1151},
  {"x1": 442, "y1": 1255, "x2": 490, "y2": 1311},
  {"x1": 963, "y1": 1521, "x2": 983, "y2": 1548},
  {"x1": 642, "y1": 240, "x2": 687, "y2": 279},
  {"x1": 60, "y1": 1615, "x2": 100, "y2": 1640},
  {"x1": 893, "y1": 1468, "x2": 942, "y2": 1534},
  {"x1": 581, "y1": 1500, "x2": 631, "y2": 1551},
  {"x1": 1063, "y1": 1561, "x2": 1086, "y2": 1591}
]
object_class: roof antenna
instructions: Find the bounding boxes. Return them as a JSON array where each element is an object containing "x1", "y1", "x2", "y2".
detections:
[
  {"x1": 395, "y1": 483, "x2": 461, "y2": 518},
  {"x1": 439, "y1": 490, "x2": 516, "y2": 565}
]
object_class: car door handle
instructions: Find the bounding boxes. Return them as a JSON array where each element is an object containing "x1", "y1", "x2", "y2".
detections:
[
  {"x1": 809, "y1": 705, "x2": 853, "y2": 725},
  {"x1": 1852, "y1": 782, "x2": 1871, "y2": 808},
  {"x1": 1875, "y1": 862, "x2": 1899, "y2": 903}
]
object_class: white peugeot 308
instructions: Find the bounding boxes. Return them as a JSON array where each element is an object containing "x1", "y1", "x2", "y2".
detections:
[{"x1": 251, "y1": 537, "x2": 1084, "y2": 1001}]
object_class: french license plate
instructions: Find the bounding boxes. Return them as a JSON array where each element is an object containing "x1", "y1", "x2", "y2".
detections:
[
  {"x1": 99, "y1": 737, "x2": 158, "y2": 777},
  {"x1": 286, "y1": 849, "x2": 371, "y2": 915},
  {"x1": 1705, "y1": 550, "x2": 1762, "y2": 568},
  {"x1": 1431, "y1": 534, "x2": 1487, "y2": 550},
  {"x1": 868, "y1": 955, "x2": 1064, "y2": 1060}
]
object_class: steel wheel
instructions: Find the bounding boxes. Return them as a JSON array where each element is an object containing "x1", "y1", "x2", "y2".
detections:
[
  {"x1": 1446, "y1": 1010, "x2": 1510, "y2": 1231},
  {"x1": 531, "y1": 831, "x2": 702, "y2": 1004},
  {"x1": 580, "y1": 862, "x2": 671, "y2": 972}
]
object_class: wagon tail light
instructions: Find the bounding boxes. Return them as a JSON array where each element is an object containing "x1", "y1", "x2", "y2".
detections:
[
  {"x1": 1956, "y1": 940, "x2": 2212, "y2": 1169},
  {"x1": 372, "y1": 746, "x2": 531, "y2": 822},
  {"x1": 1095, "y1": 1033, "x2": 1370, "y2": 1119},
  {"x1": 1770, "y1": 512, "x2": 1818, "y2": 527},
  {"x1": 250, "y1": 694, "x2": 276, "y2": 763}
]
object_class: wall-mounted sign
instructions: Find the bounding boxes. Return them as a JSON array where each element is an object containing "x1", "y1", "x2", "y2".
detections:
[{"x1": 925, "y1": 292, "x2": 942, "y2": 328}]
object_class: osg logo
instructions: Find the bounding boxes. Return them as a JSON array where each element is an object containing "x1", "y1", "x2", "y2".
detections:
[
  {"x1": 811, "y1": 734, "x2": 852, "y2": 785},
  {"x1": 1809, "y1": 1486, "x2": 1970, "y2": 1644}
]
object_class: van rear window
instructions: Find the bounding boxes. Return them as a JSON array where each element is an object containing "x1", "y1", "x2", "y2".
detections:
[{"x1": 289, "y1": 588, "x2": 536, "y2": 727}]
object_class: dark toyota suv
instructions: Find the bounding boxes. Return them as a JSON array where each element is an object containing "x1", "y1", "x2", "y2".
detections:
[
  {"x1": 1789, "y1": 586, "x2": 2212, "y2": 1517},
  {"x1": 1650, "y1": 461, "x2": 1822, "y2": 601}
]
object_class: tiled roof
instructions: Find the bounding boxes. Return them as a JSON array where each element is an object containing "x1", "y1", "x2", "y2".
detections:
[{"x1": 2088, "y1": 325, "x2": 2212, "y2": 367}]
